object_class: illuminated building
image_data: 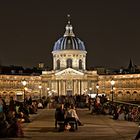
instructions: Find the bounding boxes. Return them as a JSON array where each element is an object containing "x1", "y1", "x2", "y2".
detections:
[
  {"x1": 41, "y1": 18, "x2": 98, "y2": 96},
  {"x1": 0, "y1": 17, "x2": 140, "y2": 101}
]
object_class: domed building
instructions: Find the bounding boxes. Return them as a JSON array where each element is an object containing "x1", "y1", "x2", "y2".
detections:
[
  {"x1": 42, "y1": 19, "x2": 98, "y2": 96},
  {"x1": 0, "y1": 17, "x2": 140, "y2": 101},
  {"x1": 52, "y1": 21, "x2": 86, "y2": 71}
]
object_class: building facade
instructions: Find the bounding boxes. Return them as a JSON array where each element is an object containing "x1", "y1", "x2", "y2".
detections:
[
  {"x1": 41, "y1": 20, "x2": 98, "y2": 96},
  {"x1": 0, "y1": 20, "x2": 140, "y2": 101},
  {"x1": 99, "y1": 74, "x2": 140, "y2": 101}
]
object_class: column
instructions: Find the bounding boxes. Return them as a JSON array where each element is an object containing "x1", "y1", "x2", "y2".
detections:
[
  {"x1": 65, "y1": 80, "x2": 66, "y2": 96},
  {"x1": 78, "y1": 80, "x2": 80, "y2": 95},
  {"x1": 76, "y1": 80, "x2": 78, "y2": 95},
  {"x1": 57, "y1": 80, "x2": 59, "y2": 97},
  {"x1": 80, "y1": 80, "x2": 81, "y2": 95}
]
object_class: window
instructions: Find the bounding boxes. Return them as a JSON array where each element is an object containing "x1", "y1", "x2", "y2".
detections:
[
  {"x1": 67, "y1": 59, "x2": 72, "y2": 68},
  {"x1": 56, "y1": 59, "x2": 60, "y2": 70},
  {"x1": 79, "y1": 59, "x2": 82, "y2": 69}
]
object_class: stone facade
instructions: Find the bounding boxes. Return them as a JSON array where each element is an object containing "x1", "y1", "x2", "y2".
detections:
[
  {"x1": 99, "y1": 74, "x2": 140, "y2": 101},
  {"x1": 0, "y1": 75, "x2": 41, "y2": 101}
]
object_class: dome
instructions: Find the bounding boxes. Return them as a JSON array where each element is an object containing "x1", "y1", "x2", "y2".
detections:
[
  {"x1": 53, "y1": 20, "x2": 86, "y2": 51},
  {"x1": 53, "y1": 36, "x2": 86, "y2": 51}
]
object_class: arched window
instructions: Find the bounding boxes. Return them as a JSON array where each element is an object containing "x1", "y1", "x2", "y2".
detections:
[
  {"x1": 56, "y1": 59, "x2": 60, "y2": 70},
  {"x1": 126, "y1": 91, "x2": 130, "y2": 94},
  {"x1": 79, "y1": 59, "x2": 82, "y2": 69},
  {"x1": 67, "y1": 59, "x2": 72, "y2": 68}
]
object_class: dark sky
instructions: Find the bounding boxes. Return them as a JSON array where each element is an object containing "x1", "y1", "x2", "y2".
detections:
[{"x1": 0, "y1": 0, "x2": 140, "y2": 69}]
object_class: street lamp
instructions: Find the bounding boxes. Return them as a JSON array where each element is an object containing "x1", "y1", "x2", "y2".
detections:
[
  {"x1": 110, "y1": 79, "x2": 115, "y2": 102},
  {"x1": 89, "y1": 87, "x2": 92, "y2": 97},
  {"x1": 47, "y1": 88, "x2": 50, "y2": 97},
  {"x1": 21, "y1": 80, "x2": 27, "y2": 103},
  {"x1": 85, "y1": 89, "x2": 88, "y2": 95},
  {"x1": 96, "y1": 83, "x2": 99, "y2": 97},
  {"x1": 38, "y1": 85, "x2": 42, "y2": 99}
]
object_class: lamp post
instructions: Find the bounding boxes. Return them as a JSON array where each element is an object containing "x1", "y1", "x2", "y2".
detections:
[
  {"x1": 96, "y1": 83, "x2": 99, "y2": 97},
  {"x1": 85, "y1": 89, "x2": 88, "y2": 95},
  {"x1": 47, "y1": 88, "x2": 50, "y2": 97},
  {"x1": 110, "y1": 79, "x2": 115, "y2": 102},
  {"x1": 38, "y1": 85, "x2": 42, "y2": 99},
  {"x1": 21, "y1": 80, "x2": 27, "y2": 103},
  {"x1": 89, "y1": 87, "x2": 92, "y2": 97}
]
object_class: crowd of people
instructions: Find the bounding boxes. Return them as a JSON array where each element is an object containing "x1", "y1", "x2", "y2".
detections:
[
  {"x1": 48, "y1": 94, "x2": 140, "y2": 125},
  {"x1": 89, "y1": 96, "x2": 140, "y2": 123},
  {"x1": 0, "y1": 96, "x2": 48, "y2": 138},
  {"x1": 1, "y1": 93, "x2": 140, "y2": 137}
]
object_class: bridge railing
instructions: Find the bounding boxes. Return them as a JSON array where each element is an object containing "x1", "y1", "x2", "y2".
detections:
[
  {"x1": 113, "y1": 100, "x2": 140, "y2": 107},
  {"x1": 106, "y1": 100, "x2": 140, "y2": 122}
]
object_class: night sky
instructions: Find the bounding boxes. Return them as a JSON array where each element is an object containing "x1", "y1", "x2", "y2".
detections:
[{"x1": 0, "y1": 0, "x2": 140, "y2": 69}]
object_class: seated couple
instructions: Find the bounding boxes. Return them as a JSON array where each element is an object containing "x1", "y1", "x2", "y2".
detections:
[{"x1": 55, "y1": 104, "x2": 83, "y2": 131}]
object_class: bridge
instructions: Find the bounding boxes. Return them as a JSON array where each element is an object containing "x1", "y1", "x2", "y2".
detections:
[{"x1": 10, "y1": 108, "x2": 139, "y2": 140}]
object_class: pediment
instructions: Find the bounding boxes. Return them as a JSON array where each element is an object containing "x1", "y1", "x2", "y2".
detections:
[{"x1": 55, "y1": 68, "x2": 84, "y2": 76}]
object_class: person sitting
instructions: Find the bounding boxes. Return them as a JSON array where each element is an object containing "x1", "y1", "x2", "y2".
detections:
[
  {"x1": 55, "y1": 104, "x2": 65, "y2": 131},
  {"x1": 37, "y1": 102, "x2": 43, "y2": 109},
  {"x1": 20, "y1": 111, "x2": 30, "y2": 123},
  {"x1": 65, "y1": 104, "x2": 82, "y2": 131},
  {"x1": 0, "y1": 112, "x2": 8, "y2": 137},
  {"x1": 6, "y1": 111, "x2": 24, "y2": 137}
]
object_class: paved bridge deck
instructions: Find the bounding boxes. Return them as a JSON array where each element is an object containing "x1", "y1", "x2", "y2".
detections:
[{"x1": 9, "y1": 108, "x2": 139, "y2": 140}]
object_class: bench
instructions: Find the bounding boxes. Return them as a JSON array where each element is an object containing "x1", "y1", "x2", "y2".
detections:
[
  {"x1": 68, "y1": 121, "x2": 78, "y2": 131},
  {"x1": 57, "y1": 119, "x2": 78, "y2": 132},
  {"x1": 57, "y1": 121, "x2": 65, "y2": 131}
]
